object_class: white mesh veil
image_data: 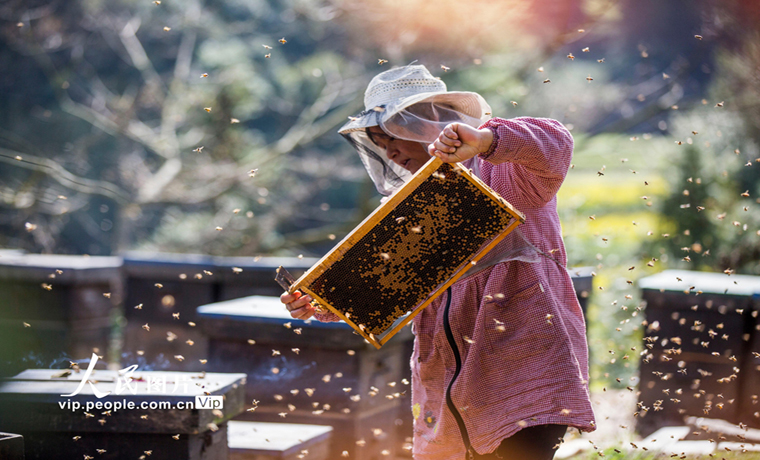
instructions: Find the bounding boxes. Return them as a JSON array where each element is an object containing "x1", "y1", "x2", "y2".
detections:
[
  {"x1": 340, "y1": 108, "x2": 412, "y2": 196},
  {"x1": 341, "y1": 101, "x2": 487, "y2": 196}
]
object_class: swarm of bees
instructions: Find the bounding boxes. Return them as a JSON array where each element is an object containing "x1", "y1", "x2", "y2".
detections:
[{"x1": 8, "y1": 4, "x2": 759, "y2": 459}]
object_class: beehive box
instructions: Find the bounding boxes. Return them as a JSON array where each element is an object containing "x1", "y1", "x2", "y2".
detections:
[
  {"x1": 227, "y1": 421, "x2": 332, "y2": 460},
  {"x1": 637, "y1": 270, "x2": 760, "y2": 435},
  {"x1": 197, "y1": 295, "x2": 413, "y2": 460},
  {"x1": 0, "y1": 432, "x2": 24, "y2": 460},
  {"x1": 0, "y1": 254, "x2": 123, "y2": 378},
  {"x1": 740, "y1": 292, "x2": 760, "y2": 428},
  {"x1": 280, "y1": 158, "x2": 524, "y2": 348},
  {"x1": 0, "y1": 369, "x2": 246, "y2": 460},
  {"x1": 121, "y1": 253, "x2": 313, "y2": 372}
]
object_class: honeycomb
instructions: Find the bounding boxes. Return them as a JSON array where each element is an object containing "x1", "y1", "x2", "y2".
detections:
[{"x1": 304, "y1": 162, "x2": 520, "y2": 339}]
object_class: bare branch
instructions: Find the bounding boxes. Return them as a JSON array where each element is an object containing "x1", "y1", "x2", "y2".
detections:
[
  {"x1": 172, "y1": 2, "x2": 200, "y2": 82},
  {"x1": 136, "y1": 158, "x2": 182, "y2": 203},
  {"x1": 0, "y1": 148, "x2": 131, "y2": 204},
  {"x1": 161, "y1": 99, "x2": 362, "y2": 204},
  {"x1": 118, "y1": 17, "x2": 166, "y2": 99},
  {"x1": 158, "y1": 71, "x2": 370, "y2": 205}
]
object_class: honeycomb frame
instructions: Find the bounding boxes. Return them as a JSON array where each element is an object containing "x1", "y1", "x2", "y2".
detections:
[{"x1": 289, "y1": 157, "x2": 525, "y2": 348}]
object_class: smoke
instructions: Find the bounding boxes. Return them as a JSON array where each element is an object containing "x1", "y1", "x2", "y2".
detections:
[
  {"x1": 120, "y1": 351, "x2": 172, "y2": 372},
  {"x1": 252, "y1": 357, "x2": 318, "y2": 383}
]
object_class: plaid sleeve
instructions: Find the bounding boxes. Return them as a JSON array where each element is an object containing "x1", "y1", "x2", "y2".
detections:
[{"x1": 478, "y1": 117, "x2": 573, "y2": 208}]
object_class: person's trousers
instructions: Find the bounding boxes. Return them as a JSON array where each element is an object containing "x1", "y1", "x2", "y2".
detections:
[{"x1": 473, "y1": 424, "x2": 568, "y2": 460}]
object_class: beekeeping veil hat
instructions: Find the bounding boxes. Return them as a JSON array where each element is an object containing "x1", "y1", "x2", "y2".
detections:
[{"x1": 338, "y1": 64, "x2": 492, "y2": 195}]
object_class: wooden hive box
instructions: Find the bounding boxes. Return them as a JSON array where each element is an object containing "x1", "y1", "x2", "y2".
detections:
[
  {"x1": 197, "y1": 295, "x2": 412, "y2": 460},
  {"x1": 278, "y1": 158, "x2": 525, "y2": 348},
  {"x1": 0, "y1": 369, "x2": 247, "y2": 460},
  {"x1": 0, "y1": 432, "x2": 24, "y2": 460},
  {"x1": 0, "y1": 254, "x2": 123, "y2": 378},
  {"x1": 121, "y1": 253, "x2": 313, "y2": 372},
  {"x1": 227, "y1": 421, "x2": 332, "y2": 460},
  {"x1": 637, "y1": 270, "x2": 760, "y2": 435}
]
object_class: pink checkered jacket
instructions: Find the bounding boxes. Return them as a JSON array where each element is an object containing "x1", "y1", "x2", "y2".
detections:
[{"x1": 318, "y1": 117, "x2": 596, "y2": 459}]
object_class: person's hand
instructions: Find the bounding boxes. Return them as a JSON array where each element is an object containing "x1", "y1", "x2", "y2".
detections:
[
  {"x1": 280, "y1": 291, "x2": 315, "y2": 320},
  {"x1": 428, "y1": 123, "x2": 494, "y2": 163}
]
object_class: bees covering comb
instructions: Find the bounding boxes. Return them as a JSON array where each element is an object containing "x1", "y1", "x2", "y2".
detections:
[{"x1": 277, "y1": 157, "x2": 524, "y2": 348}]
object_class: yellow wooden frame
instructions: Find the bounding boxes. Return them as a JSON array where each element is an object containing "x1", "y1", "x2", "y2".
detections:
[{"x1": 289, "y1": 157, "x2": 525, "y2": 349}]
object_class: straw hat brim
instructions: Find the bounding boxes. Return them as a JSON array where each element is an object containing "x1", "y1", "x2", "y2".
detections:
[{"x1": 338, "y1": 91, "x2": 491, "y2": 135}]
